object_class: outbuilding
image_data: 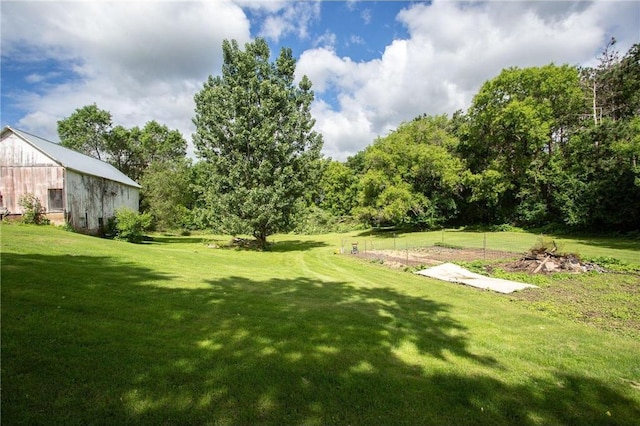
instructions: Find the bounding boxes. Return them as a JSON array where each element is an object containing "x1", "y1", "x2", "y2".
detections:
[{"x1": 0, "y1": 126, "x2": 141, "y2": 232}]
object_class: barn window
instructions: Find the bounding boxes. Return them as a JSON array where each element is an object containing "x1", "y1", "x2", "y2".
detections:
[{"x1": 48, "y1": 189, "x2": 63, "y2": 211}]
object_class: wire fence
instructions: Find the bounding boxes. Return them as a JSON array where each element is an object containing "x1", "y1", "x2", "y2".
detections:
[{"x1": 339, "y1": 229, "x2": 545, "y2": 268}]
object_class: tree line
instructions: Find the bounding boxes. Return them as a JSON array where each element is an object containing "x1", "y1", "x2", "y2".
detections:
[
  {"x1": 57, "y1": 38, "x2": 640, "y2": 245},
  {"x1": 319, "y1": 39, "x2": 640, "y2": 233}
]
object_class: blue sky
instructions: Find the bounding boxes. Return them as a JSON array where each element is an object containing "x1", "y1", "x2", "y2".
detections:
[
  {"x1": 2, "y1": 1, "x2": 639, "y2": 160},
  {"x1": 261, "y1": 1, "x2": 411, "y2": 62}
]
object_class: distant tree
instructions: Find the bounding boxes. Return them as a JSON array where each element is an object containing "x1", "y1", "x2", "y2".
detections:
[
  {"x1": 58, "y1": 106, "x2": 187, "y2": 185},
  {"x1": 193, "y1": 38, "x2": 323, "y2": 247},
  {"x1": 353, "y1": 115, "x2": 463, "y2": 227},
  {"x1": 139, "y1": 121, "x2": 187, "y2": 167},
  {"x1": 140, "y1": 158, "x2": 193, "y2": 231},
  {"x1": 318, "y1": 160, "x2": 359, "y2": 217},
  {"x1": 58, "y1": 104, "x2": 112, "y2": 160},
  {"x1": 133, "y1": 122, "x2": 189, "y2": 227},
  {"x1": 107, "y1": 121, "x2": 187, "y2": 182},
  {"x1": 461, "y1": 64, "x2": 587, "y2": 226},
  {"x1": 559, "y1": 42, "x2": 640, "y2": 231},
  {"x1": 615, "y1": 43, "x2": 640, "y2": 119},
  {"x1": 561, "y1": 117, "x2": 640, "y2": 230},
  {"x1": 580, "y1": 40, "x2": 640, "y2": 125},
  {"x1": 107, "y1": 125, "x2": 144, "y2": 181}
]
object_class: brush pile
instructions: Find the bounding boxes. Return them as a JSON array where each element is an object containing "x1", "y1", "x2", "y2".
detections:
[{"x1": 506, "y1": 239, "x2": 605, "y2": 274}]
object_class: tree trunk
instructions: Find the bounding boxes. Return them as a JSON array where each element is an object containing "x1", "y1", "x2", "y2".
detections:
[{"x1": 254, "y1": 230, "x2": 268, "y2": 249}]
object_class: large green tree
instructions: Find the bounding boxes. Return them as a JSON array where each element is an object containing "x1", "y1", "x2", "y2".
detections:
[
  {"x1": 105, "y1": 121, "x2": 187, "y2": 182},
  {"x1": 460, "y1": 64, "x2": 587, "y2": 225},
  {"x1": 193, "y1": 39, "x2": 323, "y2": 247},
  {"x1": 58, "y1": 104, "x2": 112, "y2": 160},
  {"x1": 58, "y1": 106, "x2": 187, "y2": 182},
  {"x1": 353, "y1": 115, "x2": 464, "y2": 227},
  {"x1": 559, "y1": 117, "x2": 640, "y2": 230}
]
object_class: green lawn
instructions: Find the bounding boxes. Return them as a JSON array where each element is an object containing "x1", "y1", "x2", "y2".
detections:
[{"x1": 2, "y1": 224, "x2": 639, "y2": 425}]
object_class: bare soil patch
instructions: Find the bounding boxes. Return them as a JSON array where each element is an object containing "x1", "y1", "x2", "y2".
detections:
[
  {"x1": 352, "y1": 245, "x2": 603, "y2": 275},
  {"x1": 352, "y1": 246, "x2": 520, "y2": 269}
]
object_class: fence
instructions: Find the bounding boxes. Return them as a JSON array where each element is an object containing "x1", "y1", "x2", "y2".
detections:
[{"x1": 340, "y1": 229, "x2": 545, "y2": 268}]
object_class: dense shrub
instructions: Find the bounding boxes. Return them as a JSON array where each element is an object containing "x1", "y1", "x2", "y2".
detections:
[
  {"x1": 102, "y1": 216, "x2": 118, "y2": 238},
  {"x1": 114, "y1": 208, "x2": 152, "y2": 243}
]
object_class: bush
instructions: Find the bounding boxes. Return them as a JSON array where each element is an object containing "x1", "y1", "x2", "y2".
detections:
[
  {"x1": 18, "y1": 193, "x2": 49, "y2": 225},
  {"x1": 114, "y1": 208, "x2": 152, "y2": 243},
  {"x1": 101, "y1": 216, "x2": 118, "y2": 238}
]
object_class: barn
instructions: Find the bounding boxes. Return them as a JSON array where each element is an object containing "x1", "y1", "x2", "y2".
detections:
[{"x1": 0, "y1": 126, "x2": 141, "y2": 232}]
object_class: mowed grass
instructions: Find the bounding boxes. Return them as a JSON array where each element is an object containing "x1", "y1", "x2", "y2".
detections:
[{"x1": 2, "y1": 225, "x2": 639, "y2": 425}]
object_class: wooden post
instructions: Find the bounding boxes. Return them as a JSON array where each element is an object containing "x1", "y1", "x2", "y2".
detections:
[{"x1": 483, "y1": 233, "x2": 487, "y2": 260}]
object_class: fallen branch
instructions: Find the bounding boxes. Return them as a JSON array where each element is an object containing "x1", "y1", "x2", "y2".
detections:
[{"x1": 533, "y1": 255, "x2": 551, "y2": 274}]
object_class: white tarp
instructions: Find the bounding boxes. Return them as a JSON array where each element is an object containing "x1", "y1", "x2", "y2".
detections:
[{"x1": 415, "y1": 263, "x2": 538, "y2": 294}]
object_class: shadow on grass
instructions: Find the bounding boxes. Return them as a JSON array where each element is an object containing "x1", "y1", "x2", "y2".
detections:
[
  {"x1": 2, "y1": 253, "x2": 639, "y2": 425},
  {"x1": 568, "y1": 237, "x2": 640, "y2": 254},
  {"x1": 354, "y1": 227, "x2": 418, "y2": 238},
  {"x1": 147, "y1": 236, "x2": 329, "y2": 252},
  {"x1": 148, "y1": 236, "x2": 211, "y2": 245},
  {"x1": 206, "y1": 238, "x2": 329, "y2": 252},
  {"x1": 268, "y1": 239, "x2": 329, "y2": 252}
]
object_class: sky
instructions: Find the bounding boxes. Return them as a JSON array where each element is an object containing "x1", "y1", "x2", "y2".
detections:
[{"x1": 1, "y1": 1, "x2": 639, "y2": 161}]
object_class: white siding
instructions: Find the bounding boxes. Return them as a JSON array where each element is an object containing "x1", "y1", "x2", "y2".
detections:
[
  {"x1": 1, "y1": 133, "x2": 64, "y2": 214},
  {"x1": 0, "y1": 133, "x2": 57, "y2": 166},
  {"x1": 66, "y1": 170, "x2": 139, "y2": 231}
]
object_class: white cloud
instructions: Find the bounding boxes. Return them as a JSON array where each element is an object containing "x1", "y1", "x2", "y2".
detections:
[
  {"x1": 255, "y1": 1, "x2": 321, "y2": 42},
  {"x1": 314, "y1": 30, "x2": 337, "y2": 48},
  {"x1": 24, "y1": 72, "x2": 62, "y2": 84},
  {"x1": 348, "y1": 35, "x2": 365, "y2": 46},
  {"x1": 361, "y1": 8, "x2": 372, "y2": 25},
  {"x1": 2, "y1": 0, "x2": 638, "y2": 162},
  {"x1": 2, "y1": 1, "x2": 251, "y2": 143},
  {"x1": 311, "y1": 99, "x2": 377, "y2": 159},
  {"x1": 298, "y1": 0, "x2": 640, "y2": 160}
]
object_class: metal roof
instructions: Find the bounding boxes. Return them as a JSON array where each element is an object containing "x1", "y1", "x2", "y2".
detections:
[{"x1": 2, "y1": 126, "x2": 141, "y2": 188}]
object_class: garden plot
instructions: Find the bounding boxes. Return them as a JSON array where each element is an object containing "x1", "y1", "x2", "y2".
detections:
[
  {"x1": 352, "y1": 245, "x2": 606, "y2": 275},
  {"x1": 352, "y1": 246, "x2": 520, "y2": 269}
]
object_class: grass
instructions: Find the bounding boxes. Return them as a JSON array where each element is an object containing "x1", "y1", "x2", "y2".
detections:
[{"x1": 2, "y1": 224, "x2": 640, "y2": 425}]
